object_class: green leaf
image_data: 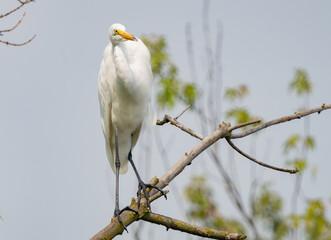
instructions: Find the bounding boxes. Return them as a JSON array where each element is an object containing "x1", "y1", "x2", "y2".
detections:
[
  {"x1": 181, "y1": 83, "x2": 198, "y2": 108},
  {"x1": 238, "y1": 84, "x2": 249, "y2": 97},
  {"x1": 142, "y1": 35, "x2": 197, "y2": 109},
  {"x1": 157, "y1": 78, "x2": 179, "y2": 109},
  {"x1": 304, "y1": 135, "x2": 315, "y2": 150},
  {"x1": 302, "y1": 200, "x2": 331, "y2": 239},
  {"x1": 224, "y1": 88, "x2": 237, "y2": 101},
  {"x1": 286, "y1": 158, "x2": 308, "y2": 172},
  {"x1": 288, "y1": 214, "x2": 301, "y2": 229},
  {"x1": 289, "y1": 69, "x2": 312, "y2": 95},
  {"x1": 226, "y1": 108, "x2": 252, "y2": 124},
  {"x1": 252, "y1": 184, "x2": 289, "y2": 239},
  {"x1": 184, "y1": 175, "x2": 245, "y2": 234},
  {"x1": 283, "y1": 134, "x2": 301, "y2": 154},
  {"x1": 224, "y1": 84, "x2": 249, "y2": 101}
]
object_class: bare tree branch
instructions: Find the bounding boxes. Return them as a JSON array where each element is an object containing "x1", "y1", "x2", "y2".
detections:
[
  {"x1": 228, "y1": 118, "x2": 262, "y2": 132},
  {"x1": 152, "y1": 104, "x2": 330, "y2": 194},
  {"x1": 1, "y1": 1, "x2": 36, "y2": 46},
  {"x1": 91, "y1": 177, "x2": 168, "y2": 240},
  {"x1": 91, "y1": 176, "x2": 246, "y2": 240},
  {"x1": 0, "y1": 34, "x2": 36, "y2": 46},
  {"x1": 0, "y1": 12, "x2": 26, "y2": 34},
  {"x1": 154, "y1": 130, "x2": 188, "y2": 217},
  {"x1": 150, "y1": 121, "x2": 232, "y2": 195},
  {"x1": 157, "y1": 114, "x2": 204, "y2": 140},
  {"x1": 0, "y1": 0, "x2": 33, "y2": 18},
  {"x1": 142, "y1": 212, "x2": 246, "y2": 240},
  {"x1": 174, "y1": 104, "x2": 191, "y2": 120},
  {"x1": 92, "y1": 104, "x2": 330, "y2": 239},
  {"x1": 225, "y1": 137, "x2": 298, "y2": 174},
  {"x1": 230, "y1": 104, "x2": 331, "y2": 139}
]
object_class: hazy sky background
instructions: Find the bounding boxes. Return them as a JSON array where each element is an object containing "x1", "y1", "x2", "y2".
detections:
[{"x1": 1, "y1": 0, "x2": 331, "y2": 239}]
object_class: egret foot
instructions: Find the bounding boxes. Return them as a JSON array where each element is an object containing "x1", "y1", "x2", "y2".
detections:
[
  {"x1": 136, "y1": 180, "x2": 168, "y2": 210},
  {"x1": 128, "y1": 151, "x2": 167, "y2": 210},
  {"x1": 113, "y1": 206, "x2": 138, "y2": 232}
]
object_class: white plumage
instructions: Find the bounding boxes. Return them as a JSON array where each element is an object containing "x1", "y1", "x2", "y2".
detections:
[{"x1": 98, "y1": 23, "x2": 154, "y2": 174}]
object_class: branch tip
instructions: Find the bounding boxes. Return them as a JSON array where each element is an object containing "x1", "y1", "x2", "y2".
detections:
[
  {"x1": 231, "y1": 104, "x2": 331, "y2": 139},
  {"x1": 174, "y1": 105, "x2": 191, "y2": 120},
  {"x1": 226, "y1": 137, "x2": 298, "y2": 174},
  {"x1": 0, "y1": 34, "x2": 36, "y2": 46}
]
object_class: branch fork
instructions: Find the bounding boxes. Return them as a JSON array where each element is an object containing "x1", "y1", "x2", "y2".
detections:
[
  {"x1": 0, "y1": 0, "x2": 36, "y2": 46},
  {"x1": 92, "y1": 104, "x2": 330, "y2": 239}
]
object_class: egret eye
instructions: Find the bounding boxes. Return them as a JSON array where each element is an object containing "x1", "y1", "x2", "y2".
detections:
[{"x1": 113, "y1": 30, "x2": 118, "y2": 36}]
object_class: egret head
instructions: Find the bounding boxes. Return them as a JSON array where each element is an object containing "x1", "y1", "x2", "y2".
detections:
[{"x1": 109, "y1": 23, "x2": 137, "y2": 45}]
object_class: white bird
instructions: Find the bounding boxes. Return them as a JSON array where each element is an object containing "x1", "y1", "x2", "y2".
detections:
[{"x1": 98, "y1": 23, "x2": 165, "y2": 231}]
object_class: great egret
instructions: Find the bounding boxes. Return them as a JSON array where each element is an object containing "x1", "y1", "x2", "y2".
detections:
[{"x1": 98, "y1": 23, "x2": 165, "y2": 231}]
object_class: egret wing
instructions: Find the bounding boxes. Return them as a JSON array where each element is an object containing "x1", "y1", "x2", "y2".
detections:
[{"x1": 98, "y1": 43, "x2": 116, "y2": 172}]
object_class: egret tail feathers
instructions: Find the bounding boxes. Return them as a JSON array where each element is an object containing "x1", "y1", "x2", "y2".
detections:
[{"x1": 143, "y1": 104, "x2": 157, "y2": 132}]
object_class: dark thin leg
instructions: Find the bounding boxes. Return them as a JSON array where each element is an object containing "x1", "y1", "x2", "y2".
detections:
[
  {"x1": 128, "y1": 151, "x2": 167, "y2": 211},
  {"x1": 113, "y1": 126, "x2": 138, "y2": 233}
]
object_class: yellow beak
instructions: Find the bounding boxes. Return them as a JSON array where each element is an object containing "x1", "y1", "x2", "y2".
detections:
[{"x1": 118, "y1": 30, "x2": 137, "y2": 41}]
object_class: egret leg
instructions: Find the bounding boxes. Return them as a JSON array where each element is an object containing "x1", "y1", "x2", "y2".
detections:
[
  {"x1": 128, "y1": 151, "x2": 167, "y2": 210},
  {"x1": 113, "y1": 126, "x2": 138, "y2": 233}
]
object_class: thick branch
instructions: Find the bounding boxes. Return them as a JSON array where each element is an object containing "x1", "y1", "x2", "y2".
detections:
[
  {"x1": 93, "y1": 104, "x2": 330, "y2": 239},
  {"x1": 150, "y1": 122, "x2": 231, "y2": 195},
  {"x1": 91, "y1": 177, "x2": 168, "y2": 240},
  {"x1": 142, "y1": 212, "x2": 246, "y2": 240},
  {"x1": 231, "y1": 104, "x2": 331, "y2": 139}
]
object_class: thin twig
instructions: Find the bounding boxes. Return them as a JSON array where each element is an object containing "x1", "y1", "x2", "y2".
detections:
[
  {"x1": 152, "y1": 104, "x2": 331, "y2": 195},
  {"x1": 0, "y1": 34, "x2": 36, "y2": 46},
  {"x1": 157, "y1": 105, "x2": 191, "y2": 125},
  {"x1": 152, "y1": 104, "x2": 331, "y2": 194},
  {"x1": 226, "y1": 138, "x2": 298, "y2": 174},
  {"x1": 174, "y1": 105, "x2": 191, "y2": 120},
  {"x1": 0, "y1": 12, "x2": 26, "y2": 33},
  {"x1": 231, "y1": 104, "x2": 331, "y2": 139},
  {"x1": 142, "y1": 212, "x2": 246, "y2": 240},
  {"x1": 157, "y1": 105, "x2": 203, "y2": 140},
  {"x1": 228, "y1": 118, "x2": 262, "y2": 132},
  {"x1": 166, "y1": 115, "x2": 204, "y2": 140},
  {"x1": 0, "y1": 0, "x2": 33, "y2": 18}
]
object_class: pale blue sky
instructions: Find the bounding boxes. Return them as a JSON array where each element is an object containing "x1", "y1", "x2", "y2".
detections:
[{"x1": 1, "y1": 1, "x2": 331, "y2": 239}]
